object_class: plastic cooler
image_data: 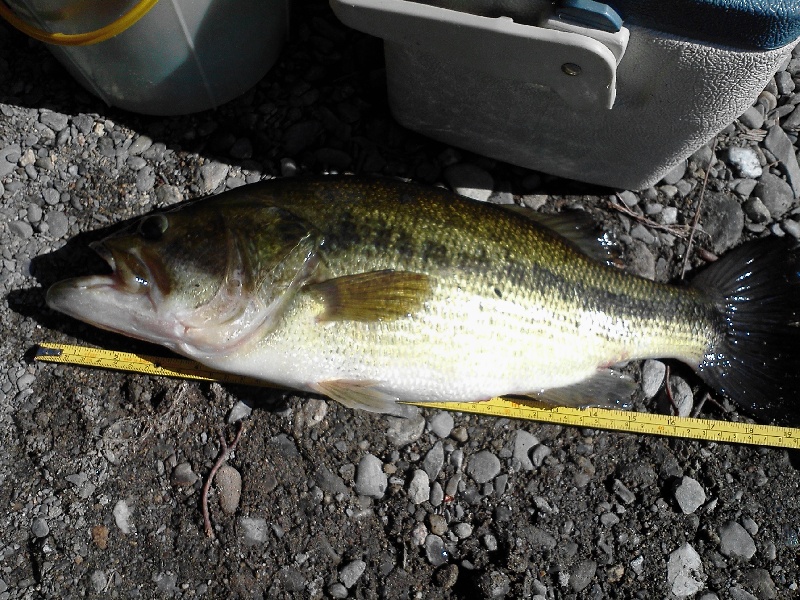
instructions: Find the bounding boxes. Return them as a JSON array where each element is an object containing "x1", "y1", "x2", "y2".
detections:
[
  {"x1": 330, "y1": 0, "x2": 800, "y2": 189},
  {"x1": 0, "y1": 0, "x2": 288, "y2": 115}
]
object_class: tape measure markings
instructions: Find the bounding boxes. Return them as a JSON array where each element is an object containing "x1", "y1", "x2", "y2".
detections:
[{"x1": 33, "y1": 342, "x2": 800, "y2": 449}]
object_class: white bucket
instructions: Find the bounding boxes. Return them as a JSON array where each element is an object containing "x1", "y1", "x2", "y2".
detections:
[{"x1": 0, "y1": 0, "x2": 288, "y2": 115}]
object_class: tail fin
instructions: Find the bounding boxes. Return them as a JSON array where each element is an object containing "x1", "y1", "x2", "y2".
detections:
[{"x1": 691, "y1": 237, "x2": 800, "y2": 423}]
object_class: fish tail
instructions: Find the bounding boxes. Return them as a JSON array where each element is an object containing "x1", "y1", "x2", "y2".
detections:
[{"x1": 691, "y1": 237, "x2": 800, "y2": 422}]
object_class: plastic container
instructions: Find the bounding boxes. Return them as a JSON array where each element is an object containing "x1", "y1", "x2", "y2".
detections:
[
  {"x1": 331, "y1": 0, "x2": 800, "y2": 189},
  {"x1": 1, "y1": 0, "x2": 288, "y2": 115}
]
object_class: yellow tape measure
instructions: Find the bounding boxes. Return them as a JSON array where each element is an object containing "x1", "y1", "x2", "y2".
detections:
[{"x1": 34, "y1": 342, "x2": 800, "y2": 449}]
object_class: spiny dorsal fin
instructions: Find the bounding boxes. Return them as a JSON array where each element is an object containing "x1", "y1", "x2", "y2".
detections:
[
  {"x1": 503, "y1": 206, "x2": 622, "y2": 267},
  {"x1": 304, "y1": 270, "x2": 432, "y2": 322}
]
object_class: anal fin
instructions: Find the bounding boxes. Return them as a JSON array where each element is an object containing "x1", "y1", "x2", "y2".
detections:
[
  {"x1": 312, "y1": 380, "x2": 418, "y2": 417},
  {"x1": 526, "y1": 370, "x2": 636, "y2": 409}
]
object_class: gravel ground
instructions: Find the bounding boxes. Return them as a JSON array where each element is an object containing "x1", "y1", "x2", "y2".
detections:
[{"x1": 3, "y1": 2, "x2": 800, "y2": 599}]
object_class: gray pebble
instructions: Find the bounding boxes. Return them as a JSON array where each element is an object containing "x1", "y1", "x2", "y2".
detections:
[
  {"x1": 200, "y1": 162, "x2": 230, "y2": 192},
  {"x1": 408, "y1": 469, "x2": 431, "y2": 504},
  {"x1": 31, "y1": 517, "x2": 49, "y2": 538},
  {"x1": 738, "y1": 106, "x2": 765, "y2": 130},
  {"x1": 658, "y1": 206, "x2": 678, "y2": 225},
  {"x1": 136, "y1": 167, "x2": 156, "y2": 192},
  {"x1": 339, "y1": 559, "x2": 366, "y2": 588},
  {"x1": 128, "y1": 135, "x2": 153, "y2": 156},
  {"x1": 466, "y1": 450, "x2": 501, "y2": 484},
  {"x1": 314, "y1": 464, "x2": 348, "y2": 496},
  {"x1": 328, "y1": 582, "x2": 348, "y2": 598},
  {"x1": 726, "y1": 147, "x2": 763, "y2": 179},
  {"x1": 642, "y1": 359, "x2": 666, "y2": 398},
  {"x1": 782, "y1": 219, "x2": 800, "y2": 239},
  {"x1": 531, "y1": 444, "x2": 551, "y2": 467},
  {"x1": 613, "y1": 479, "x2": 636, "y2": 505},
  {"x1": 424, "y1": 534, "x2": 449, "y2": 567},
  {"x1": 743, "y1": 197, "x2": 771, "y2": 223},
  {"x1": 239, "y1": 517, "x2": 269, "y2": 545},
  {"x1": 354, "y1": 453, "x2": 387, "y2": 499},
  {"x1": 386, "y1": 412, "x2": 425, "y2": 447},
  {"x1": 742, "y1": 516, "x2": 759, "y2": 536},
  {"x1": 668, "y1": 375, "x2": 693, "y2": 418},
  {"x1": 454, "y1": 522, "x2": 473, "y2": 539},
  {"x1": 10, "y1": 220, "x2": 33, "y2": 239},
  {"x1": 430, "y1": 481, "x2": 444, "y2": 507},
  {"x1": 775, "y1": 70, "x2": 796, "y2": 95},
  {"x1": 618, "y1": 190, "x2": 639, "y2": 207},
  {"x1": 444, "y1": 163, "x2": 494, "y2": 202},
  {"x1": 171, "y1": 462, "x2": 198, "y2": 487},
  {"x1": 44, "y1": 211, "x2": 69, "y2": 239},
  {"x1": 513, "y1": 429, "x2": 539, "y2": 471},
  {"x1": 428, "y1": 514, "x2": 447, "y2": 536},
  {"x1": 423, "y1": 442, "x2": 444, "y2": 480},
  {"x1": 674, "y1": 476, "x2": 706, "y2": 514},
  {"x1": 719, "y1": 521, "x2": 757, "y2": 559},
  {"x1": 90, "y1": 569, "x2": 107, "y2": 593},
  {"x1": 216, "y1": 464, "x2": 242, "y2": 515},
  {"x1": 483, "y1": 533, "x2": 498, "y2": 551},
  {"x1": 661, "y1": 161, "x2": 687, "y2": 185},
  {"x1": 227, "y1": 400, "x2": 252, "y2": 423},
  {"x1": 675, "y1": 179, "x2": 695, "y2": 197},
  {"x1": 39, "y1": 110, "x2": 68, "y2": 132},
  {"x1": 667, "y1": 543, "x2": 704, "y2": 597},
  {"x1": 569, "y1": 559, "x2": 597, "y2": 592},
  {"x1": 754, "y1": 172, "x2": 794, "y2": 219},
  {"x1": 113, "y1": 499, "x2": 132, "y2": 534},
  {"x1": 700, "y1": 191, "x2": 745, "y2": 253},
  {"x1": 26, "y1": 203, "x2": 42, "y2": 223},
  {"x1": 477, "y1": 570, "x2": 511, "y2": 598},
  {"x1": 735, "y1": 178, "x2": 759, "y2": 197},
  {"x1": 428, "y1": 411, "x2": 454, "y2": 438},
  {"x1": 42, "y1": 188, "x2": 59, "y2": 205},
  {"x1": 156, "y1": 184, "x2": 183, "y2": 206},
  {"x1": 744, "y1": 568, "x2": 777, "y2": 599},
  {"x1": 763, "y1": 125, "x2": 800, "y2": 195},
  {"x1": 728, "y1": 588, "x2": 757, "y2": 600}
]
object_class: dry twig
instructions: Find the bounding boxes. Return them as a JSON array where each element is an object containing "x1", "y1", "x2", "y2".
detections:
[
  {"x1": 680, "y1": 138, "x2": 718, "y2": 279},
  {"x1": 202, "y1": 421, "x2": 245, "y2": 538}
]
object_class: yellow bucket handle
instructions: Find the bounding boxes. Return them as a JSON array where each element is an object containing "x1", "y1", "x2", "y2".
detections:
[{"x1": 0, "y1": 0, "x2": 160, "y2": 46}]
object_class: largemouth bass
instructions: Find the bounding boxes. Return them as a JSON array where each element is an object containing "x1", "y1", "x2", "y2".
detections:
[{"x1": 46, "y1": 177, "x2": 800, "y2": 421}]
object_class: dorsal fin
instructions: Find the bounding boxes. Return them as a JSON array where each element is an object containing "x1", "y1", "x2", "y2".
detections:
[{"x1": 503, "y1": 206, "x2": 622, "y2": 267}]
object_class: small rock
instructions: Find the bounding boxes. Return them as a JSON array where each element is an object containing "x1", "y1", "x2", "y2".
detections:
[
  {"x1": 40, "y1": 110, "x2": 69, "y2": 131},
  {"x1": 618, "y1": 190, "x2": 639, "y2": 207},
  {"x1": 354, "y1": 454, "x2": 387, "y2": 499},
  {"x1": 434, "y1": 564, "x2": 459, "y2": 588},
  {"x1": 744, "y1": 568, "x2": 777, "y2": 599},
  {"x1": 775, "y1": 70, "x2": 796, "y2": 95},
  {"x1": 674, "y1": 476, "x2": 706, "y2": 514},
  {"x1": 200, "y1": 162, "x2": 230, "y2": 192},
  {"x1": 428, "y1": 514, "x2": 447, "y2": 536},
  {"x1": 31, "y1": 517, "x2": 49, "y2": 538},
  {"x1": 642, "y1": 360, "x2": 666, "y2": 398},
  {"x1": 729, "y1": 588, "x2": 758, "y2": 600},
  {"x1": 743, "y1": 197, "x2": 771, "y2": 223},
  {"x1": 661, "y1": 161, "x2": 687, "y2": 185},
  {"x1": 90, "y1": 569, "x2": 107, "y2": 593},
  {"x1": 782, "y1": 219, "x2": 800, "y2": 239},
  {"x1": 339, "y1": 560, "x2": 366, "y2": 588},
  {"x1": 569, "y1": 560, "x2": 597, "y2": 592},
  {"x1": 763, "y1": 125, "x2": 800, "y2": 195},
  {"x1": 328, "y1": 582, "x2": 348, "y2": 598},
  {"x1": 725, "y1": 147, "x2": 763, "y2": 179},
  {"x1": 428, "y1": 411, "x2": 454, "y2": 438},
  {"x1": 667, "y1": 543, "x2": 704, "y2": 597},
  {"x1": 700, "y1": 191, "x2": 745, "y2": 253},
  {"x1": 129, "y1": 135, "x2": 153, "y2": 155},
  {"x1": 216, "y1": 465, "x2": 242, "y2": 515},
  {"x1": 613, "y1": 479, "x2": 636, "y2": 505},
  {"x1": 227, "y1": 400, "x2": 253, "y2": 423},
  {"x1": 466, "y1": 450, "x2": 501, "y2": 484},
  {"x1": 667, "y1": 375, "x2": 693, "y2": 418},
  {"x1": 386, "y1": 413, "x2": 426, "y2": 447},
  {"x1": 113, "y1": 499, "x2": 132, "y2": 534},
  {"x1": 408, "y1": 469, "x2": 431, "y2": 504},
  {"x1": 719, "y1": 521, "x2": 757, "y2": 560},
  {"x1": 424, "y1": 534, "x2": 449, "y2": 567},
  {"x1": 10, "y1": 220, "x2": 33, "y2": 239},
  {"x1": 531, "y1": 444, "x2": 551, "y2": 467},
  {"x1": 155, "y1": 184, "x2": 183, "y2": 206},
  {"x1": 423, "y1": 442, "x2": 444, "y2": 480},
  {"x1": 239, "y1": 517, "x2": 268, "y2": 545},
  {"x1": 513, "y1": 429, "x2": 539, "y2": 471},
  {"x1": 171, "y1": 462, "x2": 198, "y2": 487},
  {"x1": 754, "y1": 173, "x2": 794, "y2": 219},
  {"x1": 454, "y1": 522, "x2": 473, "y2": 539},
  {"x1": 444, "y1": 163, "x2": 494, "y2": 202},
  {"x1": 315, "y1": 464, "x2": 349, "y2": 496},
  {"x1": 44, "y1": 210, "x2": 69, "y2": 238},
  {"x1": 738, "y1": 106, "x2": 765, "y2": 130},
  {"x1": 477, "y1": 570, "x2": 511, "y2": 598},
  {"x1": 735, "y1": 178, "x2": 759, "y2": 198}
]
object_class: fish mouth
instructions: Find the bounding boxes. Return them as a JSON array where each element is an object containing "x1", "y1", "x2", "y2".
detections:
[{"x1": 88, "y1": 240, "x2": 158, "y2": 297}]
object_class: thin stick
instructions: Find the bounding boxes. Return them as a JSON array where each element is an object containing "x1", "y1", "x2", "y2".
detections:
[
  {"x1": 680, "y1": 138, "x2": 718, "y2": 279},
  {"x1": 202, "y1": 421, "x2": 245, "y2": 538}
]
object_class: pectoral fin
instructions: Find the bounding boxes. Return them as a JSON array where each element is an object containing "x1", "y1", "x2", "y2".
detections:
[
  {"x1": 305, "y1": 270, "x2": 432, "y2": 322},
  {"x1": 313, "y1": 380, "x2": 418, "y2": 417},
  {"x1": 525, "y1": 370, "x2": 637, "y2": 409}
]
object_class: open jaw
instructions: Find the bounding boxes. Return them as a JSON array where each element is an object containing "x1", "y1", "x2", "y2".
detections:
[{"x1": 45, "y1": 242, "x2": 181, "y2": 348}]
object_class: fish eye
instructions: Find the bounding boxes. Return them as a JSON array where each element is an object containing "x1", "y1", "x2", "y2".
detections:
[{"x1": 137, "y1": 214, "x2": 169, "y2": 240}]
